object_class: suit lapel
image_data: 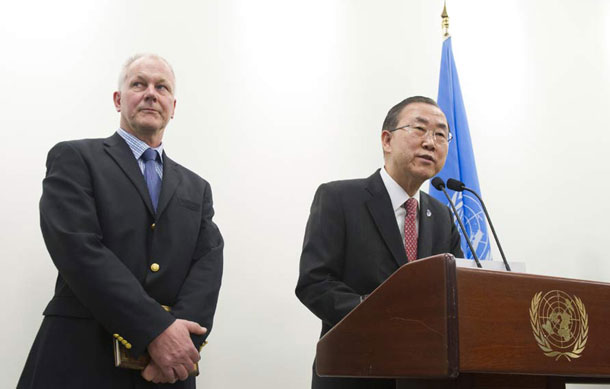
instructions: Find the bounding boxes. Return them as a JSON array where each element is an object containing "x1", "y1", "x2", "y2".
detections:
[
  {"x1": 365, "y1": 170, "x2": 407, "y2": 267},
  {"x1": 417, "y1": 191, "x2": 434, "y2": 259},
  {"x1": 104, "y1": 133, "x2": 155, "y2": 216},
  {"x1": 156, "y1": 153, "x2": 182, "y2": 218}
]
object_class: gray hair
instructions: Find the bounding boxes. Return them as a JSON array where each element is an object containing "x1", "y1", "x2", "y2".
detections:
[
  {"x1": 382, "y1": 96, "x2": 442, "y2": 132},
  {"x1": 117, "y1": 53, "x2": 176, "y2": 91}
]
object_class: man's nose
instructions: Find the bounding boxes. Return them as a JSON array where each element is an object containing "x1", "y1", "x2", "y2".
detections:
[
  {"x1": 421, "y1": 132, "x2": 436, "y2": 150},
  {"x1": 144, "y1": 85, "x2": 158, "y2": 101}
]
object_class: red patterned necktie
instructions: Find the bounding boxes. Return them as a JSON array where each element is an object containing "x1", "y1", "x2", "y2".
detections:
[{"x1": 404, "y1": 198, "x2": 418, "y2": 262}]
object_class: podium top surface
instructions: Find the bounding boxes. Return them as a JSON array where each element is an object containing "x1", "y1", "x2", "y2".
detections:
[{"x1": 455, "y1": 258, "x2": 525, "y2": 272}]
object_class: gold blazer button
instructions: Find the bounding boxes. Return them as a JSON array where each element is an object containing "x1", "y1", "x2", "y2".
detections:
[{"x1": 150, "y1": 263, "x2": 160, "y2": 272}]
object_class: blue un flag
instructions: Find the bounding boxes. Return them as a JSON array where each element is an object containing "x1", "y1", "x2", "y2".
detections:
[{"x1": 430, "y1": 36, "x2": 491, "y2": 260}]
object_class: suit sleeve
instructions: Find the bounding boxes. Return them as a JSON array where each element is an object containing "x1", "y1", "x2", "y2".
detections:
[
  {"x1": 446, "y1": 206, "x2": 464, "y2": 258},
  {"x1": 295, "y1": 183, "x2": 361, "y2": 328},
  {"x1": 170, "y1": 181, "x2": 224, "y2": 349},
  {"x1": 40, "y1": 142, "x2": 175, "y2": 356}
]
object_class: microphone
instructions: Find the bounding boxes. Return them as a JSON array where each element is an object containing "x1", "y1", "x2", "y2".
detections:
[
  {"x1": 446, "y1": 179, "x2": 465, "y2": 191},
  {"x1": 431, "y1": 177, "x2": 482, "y2": 268},
  {"x1": 446, "y1": 178, "x2": 511, "y2": 271}
]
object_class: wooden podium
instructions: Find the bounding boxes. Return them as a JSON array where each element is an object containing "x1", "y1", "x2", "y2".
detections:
[{"x1": 316, "y1": 254, "x2": 610, "y2": 388}]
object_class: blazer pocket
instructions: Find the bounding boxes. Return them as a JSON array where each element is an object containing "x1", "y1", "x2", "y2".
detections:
[{"x1": 177, "y1": 197, "x2": 201, "y2": 212}]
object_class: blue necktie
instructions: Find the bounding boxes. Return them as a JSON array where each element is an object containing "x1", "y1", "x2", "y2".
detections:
[{"x1": 141, "y1": 148, "x2": 161, "y2": 212}]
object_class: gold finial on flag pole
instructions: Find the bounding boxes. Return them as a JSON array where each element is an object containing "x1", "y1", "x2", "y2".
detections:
[{"x1": 441, "y1": 1, "x2": 450, "y2": 37}]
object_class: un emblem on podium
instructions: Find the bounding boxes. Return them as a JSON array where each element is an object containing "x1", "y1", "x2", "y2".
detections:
[{"x1": 529, "y1": 290, "x2": 588, "y2": 361}]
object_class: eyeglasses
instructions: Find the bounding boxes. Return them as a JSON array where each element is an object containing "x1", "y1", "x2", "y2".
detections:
[{"x1": 390, "y1": 124, "x2": 453, "y2": 145}]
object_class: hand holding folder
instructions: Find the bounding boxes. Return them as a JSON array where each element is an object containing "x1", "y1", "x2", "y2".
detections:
[{"x1": 114, "y1": 308, "x2": 207, "y2": 382}]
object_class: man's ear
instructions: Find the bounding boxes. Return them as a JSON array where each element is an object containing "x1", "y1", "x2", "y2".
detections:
[
  {"x1": 113, "y1": 91, "x2": 121, "y2": 112},
  {"x1": 381, "y1": 130, "x2": 392, "y2": 153}
]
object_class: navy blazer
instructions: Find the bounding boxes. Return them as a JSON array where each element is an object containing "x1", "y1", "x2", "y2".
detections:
[{"x1": 19, "y1": 133, "x2": 223, "y2": 389}]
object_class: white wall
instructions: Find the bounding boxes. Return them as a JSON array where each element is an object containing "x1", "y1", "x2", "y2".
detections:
[{"x1": 2, "y1": 0, "x2": 610, "y2": 388}]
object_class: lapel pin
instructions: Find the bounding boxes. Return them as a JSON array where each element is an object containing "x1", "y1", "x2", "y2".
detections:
[{"x1": 426, "y1": 209, "x2": 432, "y2": 217}]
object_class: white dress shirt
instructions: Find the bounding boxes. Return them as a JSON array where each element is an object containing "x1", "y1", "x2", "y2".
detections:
[{"x1": 379, "y1": 167, "x2": 420, "y2": 245}]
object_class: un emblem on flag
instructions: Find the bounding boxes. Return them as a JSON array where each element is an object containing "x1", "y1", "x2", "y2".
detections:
[
  {"x1": 529, "y1": 290, "x2": 588, "y2": 361},
  {"x1": 451, "y1": 192, "x2": 490, "y2": 259}
]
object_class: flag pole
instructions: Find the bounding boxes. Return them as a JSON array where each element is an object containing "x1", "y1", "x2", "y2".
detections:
[
  {"x1": 434, "y1": 1, "x2": 493, "y2": 260},
  {"x1": 441, "y1": 1, "x2": 450, "y2": 38}
]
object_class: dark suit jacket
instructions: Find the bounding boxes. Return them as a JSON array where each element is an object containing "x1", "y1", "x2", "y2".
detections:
[
  {"x1": 296, "y1": 170, "x2": 463, "y2": 389},
  {"x1": 18, "y1": 133, "x2": 223, "y2": 389}
]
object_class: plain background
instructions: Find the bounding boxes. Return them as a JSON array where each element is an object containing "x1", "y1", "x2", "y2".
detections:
[{"x1": 2, "y1": 0, "x2": 610, "y2": 388}]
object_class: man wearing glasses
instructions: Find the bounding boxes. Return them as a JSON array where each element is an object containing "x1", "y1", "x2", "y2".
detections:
[{"x1": 296, "y1": 96, "x2": 463, "y2": 389}]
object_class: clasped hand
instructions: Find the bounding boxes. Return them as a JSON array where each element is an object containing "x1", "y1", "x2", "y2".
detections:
[{"x1": 141, "y1": 319, "x2": 207, "y2": 384}]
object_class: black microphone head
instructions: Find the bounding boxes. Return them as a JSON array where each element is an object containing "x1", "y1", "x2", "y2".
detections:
[
  {"x1": 431, "y1": 177, "x2": 445, "y2": 190},
  {"x1": 446, "y1": 178, "x2": 466, "y2": 191}
]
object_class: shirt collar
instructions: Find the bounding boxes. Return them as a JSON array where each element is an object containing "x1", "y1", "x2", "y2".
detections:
[
  {"x1": 117, "y1": 128, "x2": 164, "y2": 162},
  {"x1": 379, "y1": 167, "x2": 420, "y2": 211}
]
